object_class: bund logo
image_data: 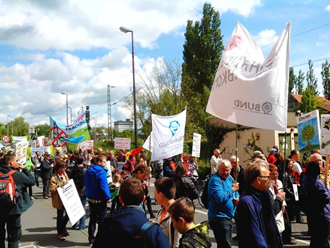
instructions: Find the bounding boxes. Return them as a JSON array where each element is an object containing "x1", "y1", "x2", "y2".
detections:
[
  {"x1": 234, "y1": 100, "x2": 273, "y2": 115},
  {"x1": 169, "y1": 120, "x2": 180, "y2": 136}
]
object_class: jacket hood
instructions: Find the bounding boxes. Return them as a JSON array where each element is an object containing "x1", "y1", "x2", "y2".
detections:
[
  {"x1": 88, "y1": 164, "x2": 106, "y2": 174},
  {"x1": 182, "y1": 221, "x2": 211, "y2": 247},
  {"x1": 108, "y1": 206, "x2": 148, "y2": 236}
]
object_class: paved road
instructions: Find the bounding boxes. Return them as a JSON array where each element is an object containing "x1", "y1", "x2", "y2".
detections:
[{"x1": 17, "y1": 179, "x2": 310, "y2": 248}]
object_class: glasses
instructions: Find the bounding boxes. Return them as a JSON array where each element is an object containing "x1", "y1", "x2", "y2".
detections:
[{"x1": 259, "y1": 175, "x2": 270, "y2": 179}]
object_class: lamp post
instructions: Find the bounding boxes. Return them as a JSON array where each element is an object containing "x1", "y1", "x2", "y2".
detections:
[
  {"x1": 68, "y1": 106, "x2": 72, "y2": 124},
  {"x1": 120, "y1": 26, "x2": 138, "y2": 148},
  {"x1": 108, "y1": 85, "x2": 116, "y2": 140},
  {"x1": 61, "y1": 92, "x2": 69, "y2": 125}
]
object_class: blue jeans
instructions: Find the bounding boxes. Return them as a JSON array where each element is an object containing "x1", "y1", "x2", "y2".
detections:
[
  {"x1": 73, "y1": 197, "x2": 87, "y2": 229},
  {"x1": 88, "y1": 201, "x2": 107, "y2": 244},
  {"x1": 209, "y1": 218, "x2": 233, "y2": 248}
]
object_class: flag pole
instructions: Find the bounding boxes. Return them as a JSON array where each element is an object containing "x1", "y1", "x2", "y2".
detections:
[{"x1": 282, "y1": 131, "x2": 287, "y2": 186}]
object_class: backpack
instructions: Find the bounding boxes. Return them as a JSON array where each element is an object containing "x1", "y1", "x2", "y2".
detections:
[
  {"x1": 0, "y1": 170, "x2": 17, "y2": 206},
  {"x1": 134, "y1": 220, "x2": 158, "y2": 248},
  {"x1": 201, "y1": 174, "x2": 213, "y2": 209}
]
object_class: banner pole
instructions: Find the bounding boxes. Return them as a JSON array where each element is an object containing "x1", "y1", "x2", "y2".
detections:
[
  {"x1": 282, "y1": 131, "x2": 287, "y2": 186},
  {"x1": 235, "y1": 124, "x2": 238, "y2": 181},
  {"x1": 326, "y1": 155, "x2": 329, "y2": 189}
]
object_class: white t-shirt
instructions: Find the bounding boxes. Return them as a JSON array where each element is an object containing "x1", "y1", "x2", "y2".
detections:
[{"x1": 292, "y1": 162, "x2": 302, "y2": 174}]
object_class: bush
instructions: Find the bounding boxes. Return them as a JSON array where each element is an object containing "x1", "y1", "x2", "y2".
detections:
[{"x1": 197, "y1": 159, "x2": 210, "y2": 180}]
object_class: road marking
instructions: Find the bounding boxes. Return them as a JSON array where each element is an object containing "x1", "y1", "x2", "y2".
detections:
[
  {"x1": 195, "y1": 209, "x2": 207, "y2": 215},
  {"x1": 296, "y1": 239, "x2": 310, "y2": 245}
]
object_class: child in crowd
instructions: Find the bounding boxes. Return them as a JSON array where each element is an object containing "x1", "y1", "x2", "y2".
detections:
[
  {"x1": 155, "y1": 177, "x2": 181, "y2": 248},
  {"x1": 133, "y1": 164, "x2": 155, "y2": 218},
  {"x1": 110, "y1": 173, "x2": 121, "y2": 211},
  {"x1": 93, "y1": 178, "x2": 170, "y2": 248},
  {"x1": 168, "y1": 198, "x2": 211, "y2": 248}
]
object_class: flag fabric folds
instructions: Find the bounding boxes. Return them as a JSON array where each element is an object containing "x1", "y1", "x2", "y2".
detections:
[
  {"x1": 206, "y1": 22, "x2": 291, "y2": 131},
  {"x1": 151, "y1": 110, "x2": 186, "y2": 161},
  {"x1": 50, "y1": 114, "x2": 90, "y2": 147}
]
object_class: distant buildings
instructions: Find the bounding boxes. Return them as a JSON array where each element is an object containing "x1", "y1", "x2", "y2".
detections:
[{"x1": 114, "y1": 119, "x2": 133, "y2": 132}]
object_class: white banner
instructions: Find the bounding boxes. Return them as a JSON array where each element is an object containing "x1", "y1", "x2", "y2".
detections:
[
  {"x1": 79, "y1": 140, "x2": 94, "y2": 150},
  {"x1": 192, "y1": 133, "x2": 201, "y2": 158},
  {"x1": 206, "y1": 22, "x2": 290, "y2": 131},
  {"x1": 151, "y1": 110, "x2": 186, "y2": 161},
  {"x1": 30, "y1": 146, "x2": 51, "y2": 157},
  {"x1": 114, "y1": 138, "x2": 131, "y2": 150},
  {"x1": 15, "y1": 140, "x2": 28, "y2": 164},
  {"x1": 296, "y1": 110, "x2": 321, "y2": 153},
  {"x1": 57, "y1": 179, "x2": 85, "y2": 225},
  {"x1": 142, "y1": 132, "x2": 153, "y2": 152},
  {"x1": 320, "y1": 114, "x2": 330, "y2": 155}
]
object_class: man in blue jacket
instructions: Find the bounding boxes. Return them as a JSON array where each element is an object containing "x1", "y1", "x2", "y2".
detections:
[
  {"x1": 0, "y1": 154, "x2": 35, "y2": 248},
  {"x1": 93, "y1": 178, "x2": 170, "y2": 248},
  {"x1": 208, "y1": 159, "x2": 239, "y2": 248},
  {"x1": 237, "y1": 159, "x2": 283, "y2": 248},
  {"x1": 84, "y1": 155, "x2": 111, "y2": 247}
]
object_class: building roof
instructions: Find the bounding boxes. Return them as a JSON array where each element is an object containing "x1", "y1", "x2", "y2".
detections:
[{"x1": 291, "y1": 94, "x2": 330, "y2": 112}]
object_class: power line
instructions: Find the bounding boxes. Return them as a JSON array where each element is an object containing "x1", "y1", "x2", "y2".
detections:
[
  {"x1": 261, "y1": 22, "x2": 330, "y2": 48},
  {"x1": 292, "y1": 57, "x2": 330, "y2": 68}
]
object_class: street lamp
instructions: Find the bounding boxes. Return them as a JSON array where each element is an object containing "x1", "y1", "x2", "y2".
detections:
[
  {"x1": 68, "y1": 106, "x2": 73, "y2": 124},
  {"x1": 61, "y1": 92, "x2": 69, "y2": 125},
  {"x1": 120, "y1": 26, "x2": 138, "y2": 148}
]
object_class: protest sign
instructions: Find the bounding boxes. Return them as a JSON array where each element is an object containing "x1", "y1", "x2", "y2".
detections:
[
  {"x1": 114, "y1": 138, "x2": 131, "y2": 150},
  {"x1": 192, "y1": 133, "x2": 201, "y2": 158}
]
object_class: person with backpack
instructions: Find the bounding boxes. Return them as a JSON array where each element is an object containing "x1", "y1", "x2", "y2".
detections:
[
  {"x1": 208, "y1": 159, "x2": 239, "y2": 248},
  {"x1": 0, "y1": 153, "x2": 35, "y2": 248},
  {"x1": 168, "y1": 197, "x2": 211, "y2": 248},
  {"x1": 93, "y1": 178, "x2": 170, "y2": 248},
  {"x1": 154, "y1": 177, "x2": 181, "y2": 248}
]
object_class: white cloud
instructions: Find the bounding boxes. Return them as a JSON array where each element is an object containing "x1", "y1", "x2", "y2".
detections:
[
  {"x1": 254, "y1": 29, "x2": 278, "y2": 48},
  {"x1": 326, "y1": 5, "x2": 330, "y2": 12}
]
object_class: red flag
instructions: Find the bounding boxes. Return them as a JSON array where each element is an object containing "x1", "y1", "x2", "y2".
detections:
[{"x1": 130, "y1": 147, "x2": 143, "y2": 157}]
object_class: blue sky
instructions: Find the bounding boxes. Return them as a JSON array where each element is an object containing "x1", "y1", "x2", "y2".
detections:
[{"x1": 0, "y1": 0, "x2": 329, "y2": 129}]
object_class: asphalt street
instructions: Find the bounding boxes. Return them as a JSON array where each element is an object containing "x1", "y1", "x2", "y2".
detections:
[{"x1": 16, "y1": 178, "x2": 310, "y2": 248}]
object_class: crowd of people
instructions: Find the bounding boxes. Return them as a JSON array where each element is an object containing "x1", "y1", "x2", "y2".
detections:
[{"x1": 1, "y1": 145, "x2": 330, "y2": 248}]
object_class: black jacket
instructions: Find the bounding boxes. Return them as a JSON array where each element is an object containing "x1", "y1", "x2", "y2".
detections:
[
  {"x1": 40, "y1": 159, "x2": 53, "y2": 179},
  {"x1": 0, "y1": 166, "x2": 35, "y2": 215}
]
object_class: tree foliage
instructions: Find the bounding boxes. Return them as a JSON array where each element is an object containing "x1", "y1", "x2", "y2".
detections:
[
  {"x1": 296, "y1": 69, "x2": 305, "y2": 95},
  {"x1": 289, "y1": 67, "x2": 296, "y2": 93},
  {"x1": 6, "y1": 117, "x2": 29, "y2": 136},
  {"x1": 181, "y1": 3, "x2": 224, "y2": 138},
  {"x1": 322, "y1": 59, "x2": 330, "y2": 100},
  {"x1": 125, "y1": 60, "x2": 185, "y2": 139},
  {"x1": 299, "y1": 86, "x2": 318, "y2": 113},
  {"x1": 35, "y1": 124, "x2": 51, "y2": 137},
  {"x1": 306, "y1": 60, "x2": 318, "y2": 95}
]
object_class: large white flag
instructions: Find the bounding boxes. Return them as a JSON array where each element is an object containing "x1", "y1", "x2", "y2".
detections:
[
  {"x1": 206, "y1": 22, "x2": 290, "y2": 131},
  {"x1": 151, "y1": 110, "x2": 186, "y2": 161}
]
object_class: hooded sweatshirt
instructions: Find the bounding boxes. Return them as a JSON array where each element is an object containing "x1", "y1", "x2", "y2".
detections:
[
  {"x1": 92, "y1": 205, "x2": 170, "y2": 248},
  {"x1": 179, "y1": 221, "x2": 211, "y2": 248},
  {"x1": 84, "y1": 164, "x2": 110, "y2": 201}
]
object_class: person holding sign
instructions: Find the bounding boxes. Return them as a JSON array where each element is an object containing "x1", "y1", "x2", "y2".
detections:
[{"x1": 49, "y1": 161, "x2": 70, "y2": 241}]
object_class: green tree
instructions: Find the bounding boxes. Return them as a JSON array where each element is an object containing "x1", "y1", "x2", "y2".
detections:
[
  {"x1": 296, "y1": 69, "x2": 305, "y2": 94},
  {"x1": 8, "y1": 117, "x2": 29, "y2": 136},
  {"x1": 306, "y1": 60, "x2": 318, "y2": 95},
  {"x1": 322, "y1": 59, "x2": 330, "y2": 100},
  {"x1": 301, "y1": 125, "x2": 315, "y2": 146},
  {"x1": 125, "y1": 60, "x2": 185, "y2": 139},
  {"x1": 299, "y1": 86, "x2": 318, "y2": 113},
  {"x1": 181, "y1": 3, "x2": 224, "y2": 138},
  {"x1": 289, "y1": 67, "x2": 297, "y2": 93},
  {"x1": 35, "y1": 124, "x2": 51, "y2": 137}
]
